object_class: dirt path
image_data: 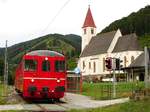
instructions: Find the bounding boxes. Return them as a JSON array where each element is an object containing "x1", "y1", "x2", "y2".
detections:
[
  {"x1": 62, "y1": 93, "x2": 129, "y2": 109},
  {"x1": 0, "y1": 92, "x2": 129, "y2": 111}
]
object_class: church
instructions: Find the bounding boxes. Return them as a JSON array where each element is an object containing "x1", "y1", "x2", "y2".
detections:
[{"x1": 78, "y1": 6, "x2": 143, "y2": 81}]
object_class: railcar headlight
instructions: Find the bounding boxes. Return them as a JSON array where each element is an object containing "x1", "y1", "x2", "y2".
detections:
[
  {"x1": 57, "y1": 79, "x2": 60, "y2": 83},
  {"x1": 31, "y1": 79, "x2": 34, "y2": 82}
]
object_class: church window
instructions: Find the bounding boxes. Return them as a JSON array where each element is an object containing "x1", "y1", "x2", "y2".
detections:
[
  {"x1": 93, "y1": 62, "x2": 96, "y2": 73},
  {"x1": 103, "y1": 58, "x2": 105, "y2": 72},
  {"x1": 89, "y1": 62, "x2": 91, "y2": 69},
  {"x1": 91, "y1": 28, "x2": 94, "y2": 34},
  {"x1": 131, "y1": 56, "x2": 134, "y2": 63},
  {"x1": 83, "y1": 61, "x2": 85, "y2": 69},
  {"x1": 84, "y1": 29, "x2": 86, "y2": 34},
  {"x1": 124, "y1": 56, "x2": 127, "y2": 67}
]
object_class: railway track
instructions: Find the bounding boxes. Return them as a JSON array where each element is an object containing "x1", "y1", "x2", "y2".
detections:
[
  {"x1": 36, "y1": 104, "x2": 50, "y2": 112},
  {"x1": 1, "y1": 88, "x2": 130, "y2": 111},
  {"x1": 5, "y1": 88, "x2": 67, "y2": 111}
]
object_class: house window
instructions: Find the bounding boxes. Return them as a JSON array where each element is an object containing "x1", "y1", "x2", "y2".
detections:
[
  {"x1": 131, "y1": 56, "x2": 134, "y2": 63},
  {"x1": 83, "y1": 61, "x2": 85, "y2": 69},
  {"x1": 124, "y1": 56, "x2": 127, "y2": 67},
  {"x1": 89, "y1": 62, "x2": 91, "y2": 69},
  {"x1": 91, "y1": 28, "x2": 94, "y2": 34},
  {"x1": 84, "y1": 29, "x2": 86, "y2": 34},
  {"x1": 93, "y1": 62, "x2": 96, "y2": 73},
  {"x1": 103, "y1": 58, "x2": 105, "y2": 72}
]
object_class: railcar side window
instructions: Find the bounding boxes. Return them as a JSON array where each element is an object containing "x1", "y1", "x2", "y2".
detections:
[
  {"x1": 24, "y1": 60, "x2": 37, "y2": 71},
  {"x1": 55, "y1": 61, "x2": 65, "y2": 72},
  {"x1": 42, "y1": 60, "x2": 50, "y2": 72}
]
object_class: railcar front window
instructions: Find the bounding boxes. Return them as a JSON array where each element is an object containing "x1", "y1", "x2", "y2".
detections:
[
  {"x1": 24, "y1": 60, "x2": 37, "y2": 71},
  {"x1": 55, "y1": 61, "x2": 65, "y2": 72},
  {"x1": 42, "y1": 60, "x2": 50, "y2": 72}
]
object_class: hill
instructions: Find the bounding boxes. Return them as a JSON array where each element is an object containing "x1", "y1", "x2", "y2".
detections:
[
  {"x1": 99, "y1": 5, "x2": 150, "y2": 48},
  {"x1": 0, "y1": 33, "x2": 81, "y2": 72}
]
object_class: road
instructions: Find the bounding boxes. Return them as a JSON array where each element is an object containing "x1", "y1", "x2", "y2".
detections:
[{"x1": 0, "y1": 93, "x2": 129, "y2": 111}]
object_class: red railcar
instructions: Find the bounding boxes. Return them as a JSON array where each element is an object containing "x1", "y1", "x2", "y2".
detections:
[{"x1": 15, "y1": 50, "x2": 66, "y2": 100}]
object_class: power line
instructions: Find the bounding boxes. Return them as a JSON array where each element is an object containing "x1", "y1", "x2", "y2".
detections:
[
  {"x1": 41, "y1": 0, "x2": 71, "y2": 35},
  {"x1": 25, "y1": 0, "x2": 71, "y2": 42}
]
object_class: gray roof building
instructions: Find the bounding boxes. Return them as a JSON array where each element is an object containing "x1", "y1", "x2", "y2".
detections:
[
  {"x1": 128, "y1": 53, "x2": 145, "y2": 68},
  {"x1": 113, "y1": 33, "x2": 142, "y2": 53},
  {"x1": 80, "y1": 30, "x2": 142, "y2": 57}
]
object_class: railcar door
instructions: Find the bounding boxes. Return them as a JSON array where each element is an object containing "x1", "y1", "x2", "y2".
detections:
[
  {"x1": 39, "y1": 57, "x2": 52, "y2": 84},
  {"x1": 23, "y1": 56, "x2": 39, "y2": 95},
  {"x1": 54, "y1": 58, "x2": 66, "y2": 92}
]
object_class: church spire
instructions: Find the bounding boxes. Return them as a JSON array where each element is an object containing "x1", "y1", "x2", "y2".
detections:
[
  {"x1": 82, "y1": 6, "x2": 96, "y2": 28},
  {"x1": 81, "y1": 6, "x2": 97, "y2": 51}
]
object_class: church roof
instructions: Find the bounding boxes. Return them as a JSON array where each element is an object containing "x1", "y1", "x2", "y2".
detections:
[
  {"x1": 113, "y1": 33, "x2": 142, "y2": 52},
  {"x1": 80, "y1": 31, "x2": 143, "y2": 58},
  {"x1": 82, "y1": 6, "x2": 96, "y2": 28},
  {"x1": 80, "y1": 30, "x2": 117, "y2": 57}
]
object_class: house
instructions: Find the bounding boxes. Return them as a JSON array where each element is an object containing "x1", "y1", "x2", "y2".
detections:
[
  {"x1": 78, "y1": 6, "x2": 143, "y2": 81},
  {"x1": 124, "y1": 53, "x2": 145, "y2": 82}
]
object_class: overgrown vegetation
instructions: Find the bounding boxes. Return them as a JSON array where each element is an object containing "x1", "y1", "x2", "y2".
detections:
[
  {"x1": 0, "y1": 84, "x2": 7, "y2": 105},
  {"x1": 138, "y1": 34, "x2": 150, "y2": 48},
  {"x1": 100, "y1": 5, "x2": 150, "y2": 37},
  {"x1": 1, "y1": 110, "x2": 33, "y2": 112},
  {"x1": 82, "y1": 82, "x2": 144, "y2": 100},
  {"x1": 0, "y1": 57, "x2": 4, "y2": 77}
]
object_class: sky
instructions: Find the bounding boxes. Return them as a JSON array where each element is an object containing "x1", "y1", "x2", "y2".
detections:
[{"x1": 0, "y1": 0, "x2": 149, "y2": 47}]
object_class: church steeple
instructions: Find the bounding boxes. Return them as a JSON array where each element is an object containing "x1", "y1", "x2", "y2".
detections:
[
  {"x1": 82, "y1": 6, "x2": 96, "y2": 28},
  {"x1": 81, "y1": 6, "x2": 96, "y2": 51}
]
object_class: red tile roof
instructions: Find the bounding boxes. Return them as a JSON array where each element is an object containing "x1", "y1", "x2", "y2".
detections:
[{"x1": 82, "y1": 6, "x2": 96, "y2": 28}]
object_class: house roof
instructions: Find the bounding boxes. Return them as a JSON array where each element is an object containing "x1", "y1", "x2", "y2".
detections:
[
  {"x1": 128, "y1": 53, "x2": 144, "y2": 68},
  {"x1": 80, "y1": 30, "x2": 117, "y2": 57},
  {"x1": 113, "y1": 33, "x2": 142, "y2": 53},
  {"x1": 82, "y1": 6, "x2": 96, "y2": 28}
]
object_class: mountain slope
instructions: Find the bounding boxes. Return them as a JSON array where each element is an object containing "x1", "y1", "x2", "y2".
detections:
[
  {"x1": 99, "y1": 5, "x2": 150, "y2": 37},
  {"x1": 0, "y1": 34, "x2": 81, "y2": 84},
  {"x1": 0, "y1": 33, "x2": 81, "y2": 67}
]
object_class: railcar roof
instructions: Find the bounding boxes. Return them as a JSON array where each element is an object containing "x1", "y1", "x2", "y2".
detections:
[{"x1": 26, "y1": 50, "x2": 64, "y2": 57}]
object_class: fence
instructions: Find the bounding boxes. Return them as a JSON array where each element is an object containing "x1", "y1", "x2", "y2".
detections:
[
  {"x1": 82, "y1": 81, "x2": 148, "y2": 100},
  {"x1": 66, "y1": 71, "x2": 82, "y2": 93}
]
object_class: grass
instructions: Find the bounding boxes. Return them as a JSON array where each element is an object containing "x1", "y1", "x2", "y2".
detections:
[
  {"x1": 1, "y1": 97, "x2": 150, "y2": 112},
  {"x1": 0, "y1": 84, "x2": 15, "y2": 105},
  {"x1": 82, "y1": 82, "x2": 144, "y2": 100},
  {"x1": 0, "y1": 84, "x2": 7, "y2": 104},
  {"x1": 0, "y1": 110, "x2": 32, "y2": 112},
  {"x1": 69, "y1": 97, "x2": 150, "y2": 112}
]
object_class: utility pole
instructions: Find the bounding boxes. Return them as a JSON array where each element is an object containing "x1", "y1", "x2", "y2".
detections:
[
  {"x1": 4, "y1": 40, "x2": 8, "y2": 96},
  {"x1": 144, "y1": 46, "x2": 149, "y2": 88},
  {"x1": 112, "y1": 58, "x2": 116, "y2": 98}
]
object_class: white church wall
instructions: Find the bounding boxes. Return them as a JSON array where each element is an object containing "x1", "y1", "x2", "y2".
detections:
[
  {"x1": 79, "y1": 50, "x2": 143, "y2": 76},
  {"x1": 79, "y1": 54, "x2": 109, "y2": 76},
  {"x1": 111, "y1": 51, "x2": 143, "y2": 67}
]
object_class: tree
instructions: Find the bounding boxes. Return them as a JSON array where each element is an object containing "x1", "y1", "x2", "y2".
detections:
[{"x1": 0, "y1": 57, "x2": 4, "y2": 76}]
